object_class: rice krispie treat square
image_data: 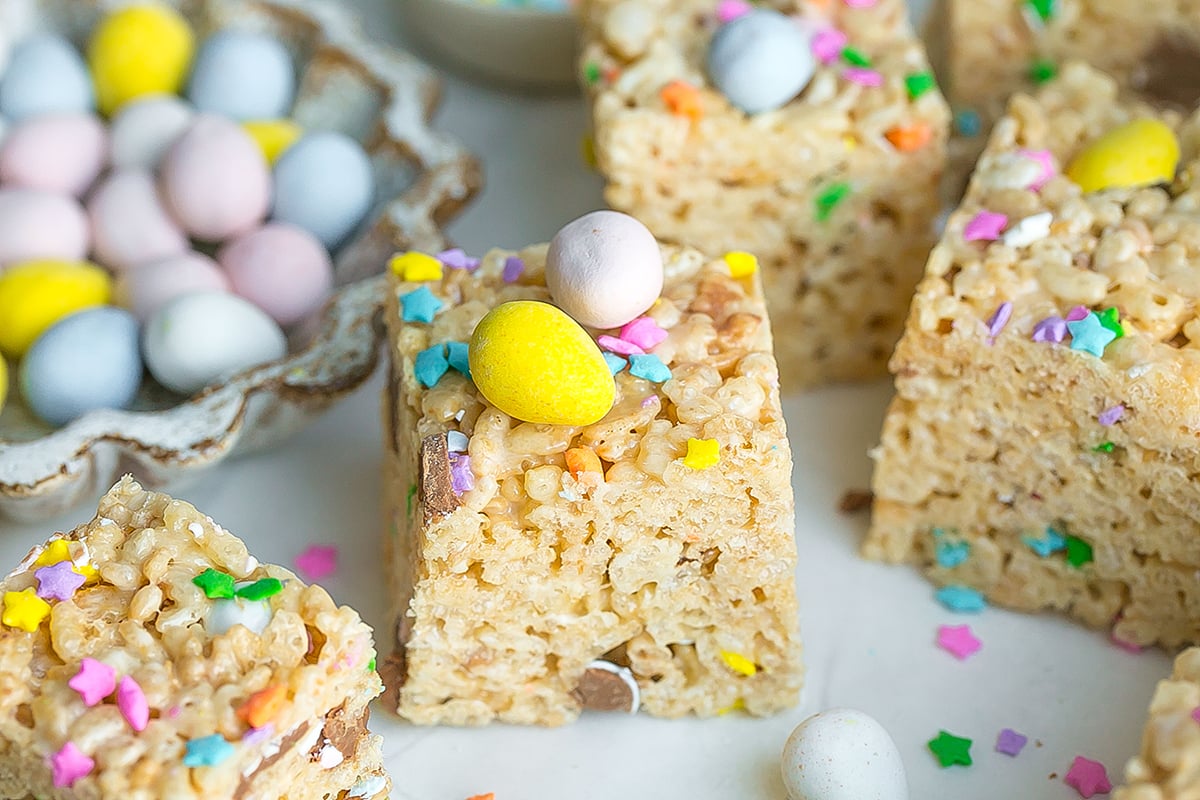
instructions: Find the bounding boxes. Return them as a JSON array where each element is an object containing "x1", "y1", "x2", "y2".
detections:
[
  {"x1": 866, "y1": 62, "x2": 1200, "y2": 648},
  {"x1": 578, "y1": 0, "x2": 950, "y2": 387},
  {"x1": 1117, "y1": 648, "x2": 1200, "y2": 799},
  {"x1": 381, "y1": 236, "x2": 802, "y2": 725},
  {"x1": 0, "y1": 477, "x2": 389, "y2": 800}
]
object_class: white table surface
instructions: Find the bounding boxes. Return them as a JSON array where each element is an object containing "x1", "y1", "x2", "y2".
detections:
[{"x1": 1, "y1": 1, "x2": 1177, "y2": 798}]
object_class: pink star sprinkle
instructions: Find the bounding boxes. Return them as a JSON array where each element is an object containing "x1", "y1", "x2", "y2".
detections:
[
  {"x1": 842, "y1": 67, "x2": 882, "y2": 86},
  {"x1": 1192, "y1": 706, "x2": 1200, "y2": 725},
  {"x1": 1019, "y1": 149, "x2": 1057, "y2": 190},
  {"x1": 811, "y1": 28, "x2": 848, "y2": 63},
  {"x1": 843, "y1": 0, "x2": 878, "y2": 6},
  {"x1": 117, "y1": 675, "x2": 149, "y2": 732},
  {"x1": 295, "y1": 545, "x2": 338, "y2": 581},
  {"x1": 597, "y1": 335, "x2": 644, "y2": 356},
  {"x1": 937, "y1": 624, "x2": 982, "y2": 660},
  {"x1": 1065, "y1": 756, "x2": 1112, "y2": 798},
  {"x1": 964, "y1": 210, "x2": 1008, "y2": 242},
  {"x1": 715, "y1": 0, "x2": 751, "y2": 22},
  {"x1": 68, "y1": 658, "x2": 115, "y2": 707},
  {"x1": 1066, "y1": 305, "x2": 1090, "y2": 321},
  {"x1": 1110, "y1": 631, "x2": 1143, "y2": 654},
  {"x1": 620, "y1": 317, "x2": 668, "y2": 351},
  {"x1": 50, "y1": 742, "x2": 93, "y2": 788}
]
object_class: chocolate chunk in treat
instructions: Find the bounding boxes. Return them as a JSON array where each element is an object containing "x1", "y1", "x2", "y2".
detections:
[
  {"x1": 571, "y1": 660, "x2": 640, "y2": 713},
  {"x1": 419, "y1": 432, "x2": 459, "y2": 524}
]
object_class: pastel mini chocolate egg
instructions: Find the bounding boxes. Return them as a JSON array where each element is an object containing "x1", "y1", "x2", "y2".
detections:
[
  {"x1": 206, "y1": 595, "x2": 272, "y2": 636},
  {"x1": 544, "y1": 210, "x2": 664, "y2": 329},
  {"x1": 187, "y1": 30, "x2": 296, "y2": 121},
  {"x1": 108, "y1": 94, "x2": 194, "y2": 170},
  {"x1": 1066, "y1": 118, "x2": 1180, "y2": 193},
  {"x1": 142, "y1": 291, "x2": 286, "y2": 395},
  {"x1": 160, "y1": 114, "x2": 271, "y2": 241},
  {"x1": 0, "y1": 113, "x2": 108, "y2": 196},
  {"x1": 782, "y1": 709, "x2": 908, "y2": 800},
  {"x1": 242, "y1": 119, "x2": 302, "y2": 164},
  {"x1": 271, "y1": 131, "x2": 374, "y2": 249},
  {"x1": 218, "y1": 222, "x2": 333, "y2": 326},
  {"x1": 0, "y1": 34, "x2": 95, "y2": 121},
  {"x1": 0, "y1": 259, "x2": 111, "y2": 358},
  {"x1": 88, "y1": 170, "x2": 189, "y2": 271},
  {"x1": 0, "y1": 189, "x2": 89, "y2": 267},
  {"x1": 87, "y1": 4, "x2": 195, "y2": 115},
  {"x1": 115, "y1": 252, "x2": 229, "y2": 322},
  {"x1": 19, "y1": 306, "x2": 142, "y2": 427},
  {"x1": 468, "y1": 300, "x2": 616, "y2": 425},
  {"x1": 707, "y1": 9, "x2": 815, "y2": 115}
]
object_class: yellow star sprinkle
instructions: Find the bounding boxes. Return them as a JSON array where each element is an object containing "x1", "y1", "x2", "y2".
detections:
[
  {"x1": 31, "y1": 540, "x2": 96, "y2": 583},
  {"x1": 683, "y1": 438, "x2": 721, "y2": 470},
  {"x1": 3, "y1": 588, "x2": 51, "y2": 632},
  {"x1": 389, "y1": 252, "x2": 443, "y2": 282},
  {"x1": 720, "y1": 650, "x2": 757, "y2": 677},
  {"x1": 717, "y1": 697, "x2": 746, "y2": 716},
  {"x1": 723, "y1": 251, "x2": 758, "y2": 279},
  {"x1": 580, "y1": 135, "x2": 597, "y2": 170}
]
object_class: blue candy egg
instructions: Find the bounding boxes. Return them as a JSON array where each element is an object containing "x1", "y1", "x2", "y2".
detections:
[
  {"x1": 271, "y1": 131, "x2": 374, "y2": 249},
  {"x1": 0, "y1": 34, "x2": 95, "y2": 121},
  {"x1": 19, "y1": 307, "x2": 142, "y2": 427},
  {"x1": 706, "y1": 9, "x2": 815, "y2": 115},
  {"x1": 186, "y1": 30, "x2": 295, "y2": 121}
]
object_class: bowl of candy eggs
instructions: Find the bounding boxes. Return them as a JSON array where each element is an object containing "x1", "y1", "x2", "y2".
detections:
[{"x1": 0, "y1": 0, "x2": 481, "y2": 520}]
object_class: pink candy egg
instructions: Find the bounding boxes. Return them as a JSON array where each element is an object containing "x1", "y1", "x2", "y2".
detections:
[
  {"x1": 0, "y1": 189, "x2": 88, "y2": 267},
  {"x1": 0, "y1": 113, "x2": 107, "y2": 196},
  {"x1": 218, "y1": 222, "x2": 333, "y2": 326},
  {"x1": 115, "y1": 251, "x2": 230, "y2": 322},
  {"x1": 160, "y1": 114, "x2": 270, "y2": 241},
  {"x1": 88, "y1": 170, "x2": 188, "y2": 271}
]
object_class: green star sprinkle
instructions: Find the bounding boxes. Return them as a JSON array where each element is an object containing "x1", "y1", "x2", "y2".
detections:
[
  {"x1": 1026, "y1": 0, "x2": 1055, "y2": 22},
  {"x1": 367, "y1": 657, "x2": 377, "y2": 672},
  {"x1": 193, "y1": 568, "x2": 235, "y2": 599},
  {"x1": 841, "y1": 47, "x2": 871, "y2": 67},
  {"x1": 1029, "y1": 58, "x2": 1058, "y2": 84},
  {"x1": 583, "y1": 61, "x2": 601, "y2": 85},
  {"x1": 1093, "y1": 441, "x2": 1115, "y2": 453},
  {"x1": 905, "y1": 71, "x2": 936, "y2": 100},
  {"x1": 235, "y1": 578, "x2": 283, "y2": 601},
  {"x1": 1097, "y1": 307, "x2": 1124, "y2": 339},
  {"x1": 1065, "y1": 536, "x2": 1094, "y2": 568},
  {"x1": 815, "y1": 182, "x2": 852, "y2": 222},
  {"x1": 406, "y1": 483, "x2": 417, "y2": 517},
  {"x1": 928, "y1": 730, "x2": 973, "y2": 767}
]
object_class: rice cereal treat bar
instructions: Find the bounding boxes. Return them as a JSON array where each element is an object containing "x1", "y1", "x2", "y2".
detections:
[
  {"x1": 0, "y1": 477, "x2": 389, "y2": 800},
  {"x1": 866, "y1": 62, "x2": 1200, "y2": 648},
  {"x1": 578, "y1": 0, "x2": 950, "y2": 387},
  {"x1": 382, "y1": 213, "x2": 802, "y2": 725},
  {"x1": 1116, "y1": 648, "x2": 1200, "y2": 799}
]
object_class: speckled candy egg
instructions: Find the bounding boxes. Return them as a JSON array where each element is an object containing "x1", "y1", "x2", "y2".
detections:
[
  {"x1": 143, "y1": 291, "x2": 286, "y2": 395},
  {"x1": 108, "y1": 95, "x2": 194, "y2": 170},
  {"x1": 187, "y1": 30, "x2": 295, "y2": 121},
  {"x1": 19, "y1": 307, "x2": 142, "y2": 427},
  {"x1": 0, "y1": 113, "x2": 107, "y2": 196},
  {"x1": 88, "y1": 170, "x2": 188, "y2": 271},
  {"x1": 781, "y1": 709, "x2": 908, "y2": 800},
  {"x1": 544, "y1": 210, "x2": 663, "y2": 329},
  {"x1": 0, "y1": 34, "x2": 95, "y2": 121},
  {"x1": 160, "y1": 114, "x2": 271, "y2": 241},
  {"x1": 271, "y1": 131, "x2": 374, "y2": 249},
  {"x1": 707, "y1": 9, "x2": 815, "y2": 115},
  {"x1": 0, "y1": 189, "x2": 89, "y2": 266},
  {"x1": 115, "y1": 252, "x2": 229, "y2": 322},
  {"x1": 218, "y1": 223, "x2": 333, "y2": 326}
]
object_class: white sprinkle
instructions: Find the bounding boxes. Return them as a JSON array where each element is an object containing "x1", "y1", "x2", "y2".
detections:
[
  {"x1": 1128, "y1": 363, "x2": 1152, "y2": 379},
  {"x1": 454, "y1": 409, "x2": 466, "y2": 421},
  {"x1": 446, "y1": 430, "x2": 469, "y2": 453},
  {"x1": 317, "y1": 742, "x2": 344, "y2": 769},
  {"x1": 1002, "y1": 212, "x2": 1053, "y2": 248},
  {"x1": 244, "y1": 556, "x2": 259, "y2": 573},
  {"x1": 188, "y1": 522, "x2": 204, "y2": 538},
  {"x1": 348, "y1": 775, "x2": 388, "y2": 798}
]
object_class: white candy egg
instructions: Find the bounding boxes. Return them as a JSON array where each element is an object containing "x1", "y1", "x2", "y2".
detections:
[
  {"x1": 781, "y1": 709, "x2": 907, "y2": 800},
  {"x1": 109, "y1": 94, "x2": 195, "y2": 170},
  {"x1": 206, "y1": 596, "x2": 272, "y2": 636}
]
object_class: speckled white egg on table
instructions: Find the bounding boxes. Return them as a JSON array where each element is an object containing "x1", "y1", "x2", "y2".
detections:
[
  {"x1": 0, "y1": 34, "x2": 95, "y2": 121},
  {"x1": 781, "y1": 708, "x2": 908, "y2": 800},
  {"x1": 218, "y1": 222, "x2": 333, "y2": 326},
  {"x1": 271, "y1": 131, "x2": 374, "y2": 249},
  {"x1": 19, "y1": 306, "x2": 142, "y2": 427},
  {"x1": 187, "y1": 30, "x2": 295, "y2": 121},
  {"x1": 706, "y1": 9, "x2": 815, "y2": 115},
  {"x1": 0, "y1": 113, "x2": 107, "y2": 196},
  {"x1": 142, "y1": 291, "x2": 286, "y2": 395},
  {"x1": 544, "y1": 209, "x2": 663, "y2": 330},
  {"x1": 88, "y1": 170, "x2": 188, "y2": 271},
  {"x1": 115, "y1": 251, "x2": 229, "y2": 322},
  {"x1": 108, "y1": 94, "x2": 195, "y2": 170},
  {"x1": 160, "y1": 114, "x2": 271, "y2": 241},
  {"x1": 0, "y1": 188, "x2": 89, "y2": 266}
]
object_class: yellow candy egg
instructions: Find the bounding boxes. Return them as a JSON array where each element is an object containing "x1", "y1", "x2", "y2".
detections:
[
  {"x1": 0, "y1": 260, "x2": 112, "y2": 358},
  {"x1": 1066, "y1": 119, "x2": 1180, "y2": 193},
  {"x1": 242, "y1": 119, "x2": 303, "y2": 164},
  {"x1": 88, "y1": 4, "x2": 195, "y2": 115},
  {"x1": 468, "y1": 301, "x2": 616, "y2": 426}
]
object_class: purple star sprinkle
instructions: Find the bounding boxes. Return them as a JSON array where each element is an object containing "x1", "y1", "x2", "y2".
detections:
[
  {"x1": 502, "y1": 256, "x2": 525, "y2": 283},
  {"x1": 437, "y1": 248, "x2": 480, "y2": 271},
  {"x1": 1066, "y1": 305, "x2": 1090, "y2": 322},
  {"x1": 987, "y1": 301, "x2": 1013, "y2": 342},
  {"x1": 242, "y1": 723, "x2": 276, "y2": 745},
  {"x1": 1032, "y1": 316, "x2": 1067, "y2": 343},
  {"x1": 1099, "y1": 405, "x2": 1125, "y2": 426},
  {"x1": 996, "y1": 728, "x2": 1028, "y2": 757},
  {"x1": 448, "y1": 453, "x2": 475, "y2": 496},
  {"x1": 35, "y1": 561, "x2": 86, "y2": 601}
]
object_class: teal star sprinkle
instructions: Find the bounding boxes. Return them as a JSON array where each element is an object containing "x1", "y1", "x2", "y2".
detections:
[
  {"x1": 415, "y1": 345, "x2": 449, "y2": 388},
  {"x1": 400, "y1": 286, "x2": 443, "y2": 323},
  {"x1": 935, "y1": 585, "x2": 987, "y2": 613},
  {"x1": 1067, "y1": 312, "x2": 1117, "y2": 357},
  {"x1": 183, "y1": 735, "x2": 235, "y2": 767},
  {"x1": 235, "y1": 578, "x2": 282, "y2": 601},
  {"x1": 192, "y1": 569, "x2": 234, "y2": 599},
  {"x1": 628, "y1": 354, "x2": 671, "y2": 383},
  {"x1": 603, "y1": 352, "x2": 627, "y2": 375},
  {"x1": 445, "y1": 341, "x2": 471, "y2": 378},
  {"x1": 935, "y1": 538, "x2": 970, "y2": 569},
  {"x1": 1023, "y1": 527, "x2": 1067, "y2": 558}
]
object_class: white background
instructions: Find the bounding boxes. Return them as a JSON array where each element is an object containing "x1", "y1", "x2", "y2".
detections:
[{"x1": 1, "y1": 1, "x2": 1177, "y2": 798}]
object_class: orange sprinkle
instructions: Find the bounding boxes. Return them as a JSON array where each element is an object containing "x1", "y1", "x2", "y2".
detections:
[
  {"x1": 466, "y1": 795, "x2": 495, "y2": 800},
  {"x1": 885, "y1": 122, "x2": 933, "y2": 152},
  {"x1": 603, "y1": 66, "x2": 622, "y2": 84},
  {"x1": 565, "y1": 447, "x2": 604, "y2": 479},
  {"x1": 661, "y1": 80, "x2": 703, "y2": 122},
  {"x1": 237, "y1": 684, "x2": 288, "y2": 729}
]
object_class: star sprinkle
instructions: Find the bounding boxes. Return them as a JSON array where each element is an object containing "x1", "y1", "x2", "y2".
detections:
[
  {"x1": 415, "y1": 344, "x2": 450, "y2": 388},
  {"x1": 1098, "y1": 404, "x2": 1125, "y2": 426},
  {"x1": 449, "y1": 453, "x2": 475, "y2": 495},
  {"x1": 389, "y1": 251, "x2": 443, "y2": 282},
  {"x1": 50, "y1": 742, "x2": 94, "y2": 788},
  {"x1": 117, "y1": 675, "x2": 149, "y2": 732},
  {"x1": 987, "y1": 301, "x2": 1013, "y2": 342},
  {"x1": 955, "y1": 109, "x2": 982, "y2": 137},
  {"x1": 934, "y1": 537, "x2": 970, "y2": 568},
  {"x1": 937, "y1": 624, "x2": 982, "y2": 660},
  {"x1": 815, "y1": 182, "x2": 852, "y2": 221},
  {"x1": 192, "y1": 568, "x2": 235, "y2": 599},
  {"x1": 841, "y1": 46, "x2": 870, "y2": 67},
  {"x1": 1068, "y1": 313, "x2": 1117, "y2": 357},
  {"x1": 620, "y1": 317, "x2": 669, "y2": 351},
  {"x1": 661, "y1": 80, "x2": 703, "y2": 121},
  {"x1": 1192, "y1": 706, "x2": 1200, "y2": 725},
  {"x1": 603, "y1": 352, "x2": 627, "y2": 375},
  {"x1": 811, "y1": 28, "x2": 848, "y2": 64},
  {"x1": 1026, "y1": 0, "x2": 1056, "y2": 23},
  {"x1": 1065, "y1": 756, "x2": 1112, "y2": 798},
  {"x1": 1065, "y1": 536, "x2": 1094, "y2": 568},
  {"x1": 235, "y1": 578, "x2": 283, "y2": 601},
  {"x1": 905, "y1": 71, "x2": 936, "y2": 99},
  {"x1": 295, "y1": 545, "x2": 338, "y2": 581},
  {"x1": 1066, "y1": 305, "x2": 1090, "y2": 321},
  {"x1": 1030, "y1": 58, "x2": 1058, "y2": 84},
  {"x1": 443, "y1": 341, "x2": 470, "y2": 378},
  {"x1": 35, "y1": 560, "x2": 86, "y2": 601},
  {"x1": 400, "y1": 286, "x2": 442, "y2": 323},
  {"x1": 69, "y1": 658, "x2": 116, "y2": 706},
  {"x1": 437, "y1": 247, "x2": 479, "y2": 271},
  {"x1": 963, "y1": 210, "x2": 1008, "y2": 242},
  {"x1": 996, "y1": 728, "x2": 1028, "y2": 756},
  {"x1": 886, "y1": 123, "x2": 934, "y2": 152},
  {"x1": 715, "y1": 0, "x2": 751, "y2": 22},
  {"x1": 183, "y1": 734, "x2": 235, "y2": 768},
  {"x1": 1097, "y1": 307, "x2": 1124, "y2": 338},
  {"x1": 1019, "y1": 149, "x2": 1057, "y2": 190},
  {"x1": 1002, "y1": 212, "x2": 1053, "y2": 247},
  {"x1": 33, "y1": 539, "x2": 72, "y2": 568},
  {"x1": 238, "y1": 684, "x2": 288, "y2": 729},
  {"x1": 928, "y1": 730, "x2": 973, "y2": 767},
  {"x1": 1032, "y1": 315, "x2": 1068, "y2": 343},
  {"x1": 629, "y1": 354, "x2": 671, "y2": 383},
  {"x1": 723, "y1": 251, "x2": 758, "y2": 278},
  {"x1": 502, "y1": 256, "x2": 525, "y2": 283},
  {"x1": 1023, "y1": 527, "x2": 1067, "y2": 558},
  {"x1": 720, "y1": 650, "x2": 756, "y2": 676},
  {"x1": 597, "y1": 335, "x2": 643, "y2": 356},
  {"x1": 843, "y1": 67, "x2": 882, "y2": 87},
  {"x1": 2, "y1": 588, "x2": 51, "y2": 632},
  {"x1": 935, "y1": 585, "x2": 987, "y2": 613},
  {"x1": 683, "y1": 438, "x2": 720, "y2": 470}
]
